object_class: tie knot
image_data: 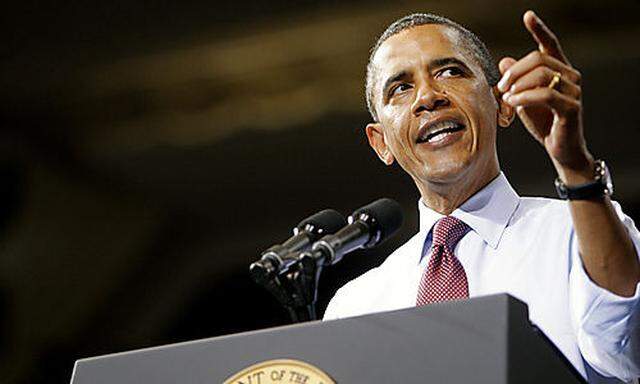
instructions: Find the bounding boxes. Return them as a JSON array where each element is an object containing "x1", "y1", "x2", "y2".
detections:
[{"x1": 432, "y1": 216, "x2": 470, "y2": 249}]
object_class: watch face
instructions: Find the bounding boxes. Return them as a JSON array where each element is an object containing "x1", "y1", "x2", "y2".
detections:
[
  {"x1": 605, "y1": 174, "x2": 614, "y2": 195},
  {"x1": 600, "y1": 160, "x2": 614, "y2": 195},
  {"x1": 554, "y1": 178, "x2": 568, "y2": 199}
]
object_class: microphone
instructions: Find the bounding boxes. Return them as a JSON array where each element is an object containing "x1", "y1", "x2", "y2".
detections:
[
  {"x1": 250, "y1": 209, "x2": 347, "y2": 282},
  {"x1": 308, "y1": 198, "x2": 403, "y2": 266}
]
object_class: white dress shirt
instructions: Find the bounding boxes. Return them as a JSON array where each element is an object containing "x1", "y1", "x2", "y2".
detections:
[{"x1": 323, "y1": 173, "x2": 640, "y2": 383}]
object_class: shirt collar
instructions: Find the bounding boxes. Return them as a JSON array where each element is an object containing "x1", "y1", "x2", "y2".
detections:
[{"x1": 418, "y1": 172, "x2": 520, "y2": 250}]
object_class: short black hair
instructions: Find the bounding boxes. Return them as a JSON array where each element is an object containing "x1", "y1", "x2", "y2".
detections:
[{"x1": 366, "y1": 13, "x2": 500, "y2": 121}]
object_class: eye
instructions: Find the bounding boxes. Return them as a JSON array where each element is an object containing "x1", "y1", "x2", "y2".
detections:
[
  {"x1": 438, "y1": 66, "x2": 464, "y2": 78},
  {"x1": 389, "y1": 83, "x2": 412, "y2": 97}
]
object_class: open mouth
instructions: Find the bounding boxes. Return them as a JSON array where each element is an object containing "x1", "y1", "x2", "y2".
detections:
[{"x1": 416, "y1": 119, "x2": 466, "y2": 144}]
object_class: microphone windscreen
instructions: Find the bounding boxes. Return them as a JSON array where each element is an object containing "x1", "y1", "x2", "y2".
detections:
[
  {"x1": 353, "y1": 198, "x2": 403, "y2": 245},
  {"x1": 297, "y1": 209, "x2": 346, "y2": 235}
]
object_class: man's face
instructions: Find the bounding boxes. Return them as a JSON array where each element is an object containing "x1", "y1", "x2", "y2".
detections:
[{"x1": 367, "y1": 24, "x2": 503, "y2": 188}]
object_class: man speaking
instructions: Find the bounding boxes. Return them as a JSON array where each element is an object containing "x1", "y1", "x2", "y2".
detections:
[{"x1": 323, "y1": 10, "x2": 640, "y2": 383}]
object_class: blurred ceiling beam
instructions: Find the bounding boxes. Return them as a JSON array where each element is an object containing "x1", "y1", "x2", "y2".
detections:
[
  {"x1": 4, "y1": 1, "x2": 638, "y2": 156},
  {"x1": 77, "y1": 1, "x2": 640, "y2": 155}
]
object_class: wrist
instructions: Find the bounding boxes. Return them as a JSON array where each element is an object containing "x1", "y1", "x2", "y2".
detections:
[
  {"x1": 553, "y1": 152, "x2": 595, "y2": 186},
  {"x1": 554, "y1": 158, "x2": 613, "y2": 200}
]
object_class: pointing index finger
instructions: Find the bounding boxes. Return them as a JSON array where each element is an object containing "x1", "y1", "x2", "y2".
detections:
[{"x1": 524, "y1": 10, "x2": 570, "y2": 65}]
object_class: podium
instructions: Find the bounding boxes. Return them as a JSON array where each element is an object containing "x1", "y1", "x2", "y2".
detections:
[{"x1": 70, "y1": 294, "x2": 585, "y2": 383}]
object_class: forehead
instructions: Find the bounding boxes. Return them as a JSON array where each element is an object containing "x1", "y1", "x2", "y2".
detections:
[{"x1": 372, "y1": 24, "x2": 477, "y2": 82}]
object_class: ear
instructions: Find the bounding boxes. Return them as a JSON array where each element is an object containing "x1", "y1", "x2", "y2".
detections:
[
  {"x1": 493, "y1": 86, "x2": 515, "y2": 128},
  {"x1": 365, "y1": 122, "x2": 395, "y2": 165}
]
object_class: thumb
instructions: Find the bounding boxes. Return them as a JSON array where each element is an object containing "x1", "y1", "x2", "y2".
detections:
[{"x1": 498, "y1": 57, "x2": 516, "y2": 75}]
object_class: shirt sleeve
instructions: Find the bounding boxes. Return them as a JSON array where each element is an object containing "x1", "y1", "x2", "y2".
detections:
[{"x1": 569, "y1": 200, "x2": 640, "y2": 382}]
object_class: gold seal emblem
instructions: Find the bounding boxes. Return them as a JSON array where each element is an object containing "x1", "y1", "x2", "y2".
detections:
[{"x1": 223, "y1": 358, "x2": 336, "y2": 384}]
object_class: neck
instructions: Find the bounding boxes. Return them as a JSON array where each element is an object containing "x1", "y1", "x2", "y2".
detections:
[{"x1": 416, "y1": 166, "x2": 500, "y2": 215}]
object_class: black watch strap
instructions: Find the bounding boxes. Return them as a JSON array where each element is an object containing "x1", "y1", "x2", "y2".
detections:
[
  {"x1": 554, "y1": 178, "x2": 606, "y2": 200},
  {"x1": 554, "y1": 159, "x2": 613, "y2": 200}
]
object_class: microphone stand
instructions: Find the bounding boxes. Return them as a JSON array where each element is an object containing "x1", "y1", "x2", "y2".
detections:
[
  {"x1": 251, "y1": 252, "x2": 324, "y2": 323},
  {"x1": 251, "y1": 198, "x2": 403, "y2": 323}
]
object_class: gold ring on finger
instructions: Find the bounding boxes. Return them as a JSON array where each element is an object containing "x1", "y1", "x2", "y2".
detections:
[{"x1": 548, "y1": 71, "x2": 561, "y2": 90}]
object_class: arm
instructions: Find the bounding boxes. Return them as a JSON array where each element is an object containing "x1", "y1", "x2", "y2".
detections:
[
  {"x1": 568, "y1": 201, "x2": 640, "y2": 380},
  {"x1": 496, "y1": 10, "x2": 640, "y2": 297},
  {"x1": 562, "y1": 167, "x2": 639, "y2": 297}
]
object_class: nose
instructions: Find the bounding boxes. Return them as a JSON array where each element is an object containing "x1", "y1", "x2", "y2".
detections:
[{"x1": 411, "y1": 81, "x2": 450, "y2": 116}]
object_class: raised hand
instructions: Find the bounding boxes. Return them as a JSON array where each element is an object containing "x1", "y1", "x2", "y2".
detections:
[{"x1": 497, "y1": 10, "x2": 592, "y2": 177}]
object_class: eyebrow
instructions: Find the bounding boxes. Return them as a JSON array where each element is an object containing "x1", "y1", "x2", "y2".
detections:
[
  {"x1": 380, "y1": 57, "x2": 472, "y2": 99},
  {"x1": 381, "y1": 70, "x2": 409, "y2": 99},
  {"x1": 430, "y1": 57, "x2": 471, "y2": 71}
]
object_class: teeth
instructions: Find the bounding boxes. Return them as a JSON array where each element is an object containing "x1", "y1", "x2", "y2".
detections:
[
  {"x1": 428, "y1": 131, "x2": 452, "y2": 142},
  {"x1": 418, "y1": 120, "x2": 463, "y2": 143},
  {"x1": 431, "y1": 121, "x2": 458, "y2": 131}
]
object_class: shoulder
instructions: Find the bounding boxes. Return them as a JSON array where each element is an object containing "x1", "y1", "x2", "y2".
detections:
[
  {"x1": 502, "y1": 196, "x2": 576, "y2": 249},
  {"x1": 513, "y1": 195, "x2": 634, "y2": 224},
  {"x1": 508, "y1": 196, "x2": 638, "y2": 251},
  {"x1": 517, "y1": 195, "x2": 568, "y2": 213},
  {"x1": 511, "y1": 195, "x2": 572, "y2": 225}
]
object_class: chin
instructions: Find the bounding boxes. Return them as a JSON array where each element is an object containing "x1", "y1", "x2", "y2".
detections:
[{"x1": 422, "y1": 157, "x2": 474, "y2": 185}]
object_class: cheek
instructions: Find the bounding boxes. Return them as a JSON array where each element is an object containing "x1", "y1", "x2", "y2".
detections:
[
  {"x1": 463, "y1": 83, "x2": 498, "y2": 130},
  {"x1": 382, "y1": 108, "x2": 412, "y2": 146},
  {"x1": 472, "y1": 81, "x2": 498, "y2": 112}
]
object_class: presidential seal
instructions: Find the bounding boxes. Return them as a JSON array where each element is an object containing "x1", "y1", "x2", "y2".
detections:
[{"x1": 223, "y1": 359, "x2": 336, "y2": 384}]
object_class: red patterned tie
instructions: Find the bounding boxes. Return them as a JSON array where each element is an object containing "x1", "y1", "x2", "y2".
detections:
[{"x1": 416, "y1": 216, "x2": 471, "y2": 306}]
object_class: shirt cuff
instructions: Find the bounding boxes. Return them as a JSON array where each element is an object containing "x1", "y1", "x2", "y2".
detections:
[
  {"x1": 570, "y1": 252, "x2": 640, "y2": 346},
  {"x1": 570, "y1": 254, "x2": 640, "y2": 381},
  {"x1": 569, "y1": 200, "x2": 640, "y2": 380}
]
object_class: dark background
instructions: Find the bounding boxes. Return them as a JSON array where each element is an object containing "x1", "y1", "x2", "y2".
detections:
[{"x1": 1, "y1": 1, "x2": 639, "y2": 383}]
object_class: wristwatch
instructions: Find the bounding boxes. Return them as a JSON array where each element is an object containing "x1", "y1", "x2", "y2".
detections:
[{"x1": 554, "y1": 159, "x2": 613, "y2": 200}]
